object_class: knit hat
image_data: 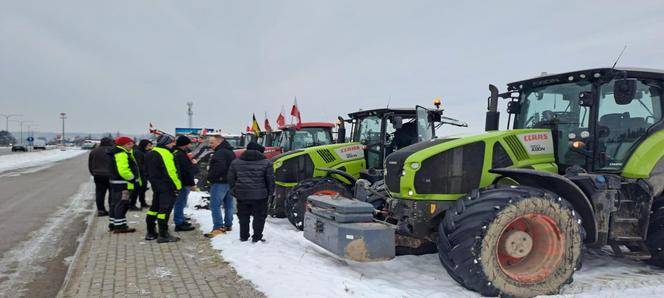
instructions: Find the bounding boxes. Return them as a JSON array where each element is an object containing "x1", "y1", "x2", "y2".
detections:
[
  {"x1": 156, "y1": 134, "x2": 176, "y2": 147},
  {"x1": 176, "y1": 135, "x2": 192, "y2": 147},
  {"x1": 115, "y1": 136, "x2": 134, "y2": 147},
  {"x1": 246, "y1": 141, "x2": 265, "y2": 153}
]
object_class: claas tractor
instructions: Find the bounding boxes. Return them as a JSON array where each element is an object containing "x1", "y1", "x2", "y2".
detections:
[
  {"x1": 271, "y1": 103, "x2": 467, "y2": 229},
  {"x1": 234, "y1": 122, "x2": 335, "y2": 159},
  {"x1": 382, "y1": 68, "x2": 664, "y2": 297}
]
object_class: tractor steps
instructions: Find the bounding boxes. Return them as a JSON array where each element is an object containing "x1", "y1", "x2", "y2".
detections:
[{"x1": 613, "y1": 217, "x2": 639, "y2": 223}]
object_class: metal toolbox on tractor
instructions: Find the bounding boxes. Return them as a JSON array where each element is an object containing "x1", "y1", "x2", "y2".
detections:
[{"x1": 303, "y1": 195, "x2": 395, "y2": 261}]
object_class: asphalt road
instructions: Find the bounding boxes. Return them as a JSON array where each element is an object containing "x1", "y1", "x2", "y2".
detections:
[
  {"x1": 0, "y1": 148, "x2": 12, "y2": 156},
  {"x1": 0, "y1": 154, "x2": 93, "y2": 297}
]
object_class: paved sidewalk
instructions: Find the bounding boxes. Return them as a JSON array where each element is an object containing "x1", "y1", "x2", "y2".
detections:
[{"x1": 62, "y1": 207, "x2": 263, "y2": 298}]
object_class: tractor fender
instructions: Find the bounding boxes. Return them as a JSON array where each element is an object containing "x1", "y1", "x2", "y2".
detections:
[
  {"x1": 318, "y1": 167, "x2": 357, "y2": 186},
  {"x1": 489, "y1": 168, "x2": 597, "y2": 244}
]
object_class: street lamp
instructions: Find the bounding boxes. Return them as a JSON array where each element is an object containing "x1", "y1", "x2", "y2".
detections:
[
  {"x1": 0, "y1": 113, "x2": 22, "y2": 132},
  {"x1": 11, "y1": 119, "x2": 33, "y2": 144},
  {"x1": 60, "y1": 113, "x2": 67, "y2": 145}
]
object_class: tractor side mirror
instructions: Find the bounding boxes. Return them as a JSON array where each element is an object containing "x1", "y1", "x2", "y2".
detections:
[
  {"x1": 614, "y1": 79, "x2": 637, "y2": 105},
  {"x1": 392, "y1": 116, "x2": 403, "y2": 129},
  {"x1": 579, "y1": 91, "x2": 593, "y2": 107},
  {"x1": 507, "y1": 101, "x2": 521, "y2": 114}
]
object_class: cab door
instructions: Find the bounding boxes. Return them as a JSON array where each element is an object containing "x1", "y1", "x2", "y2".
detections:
[{"x1": 416, "y1": 105, "x2": 435, "y2": 142}]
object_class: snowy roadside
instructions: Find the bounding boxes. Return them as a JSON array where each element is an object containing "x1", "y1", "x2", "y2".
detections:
[
  {"x1": 0, "y1": 148, "x2": 87, "y2": 173},
  {"x1": 186, "y1": 192, "x2": 664, "y2": 298}
]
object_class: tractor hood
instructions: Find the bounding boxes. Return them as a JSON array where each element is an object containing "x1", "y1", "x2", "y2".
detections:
[
  {"x1": 273, "y1": 142, "x2": 367, "y2": 186},
  {"x1": 385, "y1": 129, "x2": 558, "y2": 201}
]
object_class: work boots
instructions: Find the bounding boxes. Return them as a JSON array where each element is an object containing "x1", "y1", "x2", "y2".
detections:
[
  {"x1": 145, "y1": 216, "x2": 158, "y2": 240},
  {"x1": 157, "y1": 224, "x2": 180, "y2": 243}
]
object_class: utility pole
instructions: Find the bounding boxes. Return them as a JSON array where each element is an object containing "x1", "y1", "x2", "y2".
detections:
[
  {"x1": 0, "y1": 113, "x2": 22, "y2": 132},
  {"x1": 187, "y1": 102, "x2": 194, "y2": 128},
  {"x1": 12, "y1": 120, "x2": 33, "y2": 144},
  {"x1": 60, "y1": 113, "x2": 67, "y2": 145}
]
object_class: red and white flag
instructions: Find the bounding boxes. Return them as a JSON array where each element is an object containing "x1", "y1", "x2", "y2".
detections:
[
  {"x1": 276, "y1": 105, "x2": 286, "y2": 127},
  {"x1": 149, "y1": 122, "x2": 162, "y2": 136},
  {"x1": 290, "y1": 97, "x2": 302, "y2": 130},
  {"x1": 200, "y1": 128, "x2": 208, "y2": 136},
  {"x1": 264, "y1": 112, "x2": 272, "y2": 132}
]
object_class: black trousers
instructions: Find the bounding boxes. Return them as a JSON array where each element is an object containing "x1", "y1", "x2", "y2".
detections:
[
  {"x1": 109, "y1": 185, "x2": 130, "y2": 229},
  {"x1": 237, "y1": 198, "x2": 268, "y2": 241},
  {"x1": 129, "y1": 183, "x2": 148, "y2": 207},
  {"x1": 146, "y1": 190, "x2": 176, "y2": 233},
  {"x1": 93, "y1": 175, "x2": 110, "y2": 212}
]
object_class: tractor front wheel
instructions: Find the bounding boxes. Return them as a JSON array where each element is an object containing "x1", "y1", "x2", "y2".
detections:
[
  {"x1": 284, "y1": 178, "x2": 352, "y2": 230},
  {"x1": 437, "y1": 185, "x2": 582, "y2": 297}
]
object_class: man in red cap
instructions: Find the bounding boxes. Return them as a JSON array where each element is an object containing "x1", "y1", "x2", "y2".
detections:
[{"x1": 108, "y1": 136, "x2": 141, "y2": 233}]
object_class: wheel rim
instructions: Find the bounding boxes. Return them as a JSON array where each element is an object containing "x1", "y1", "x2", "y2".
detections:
[
  {"x1": 313, "y1": 190, "x2": 339, "y2": 196},
  {"x1": 496, "y1": 213, "x2": 565, "y2": 284}
]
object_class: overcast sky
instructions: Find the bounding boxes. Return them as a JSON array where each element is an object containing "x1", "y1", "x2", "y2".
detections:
[{"x1": 1, "y1": 0, "x2": 664, "y2": 135}]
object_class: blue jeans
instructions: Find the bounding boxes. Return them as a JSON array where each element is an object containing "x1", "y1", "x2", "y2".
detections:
[
  {"x1": 210, "y1": 183, "x2": 234, "y2": 229},
  {"x1": 173, "y1": 186, "x2": 191, "y2": 225}
]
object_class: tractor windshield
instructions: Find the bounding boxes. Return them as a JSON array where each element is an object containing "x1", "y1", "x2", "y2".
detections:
[
  {"x1": 280, "y1": 127, "x2": 333, "y2": 151},
  {"x1": 515, "y1": 81, "x2": 592, "y2": 167}
]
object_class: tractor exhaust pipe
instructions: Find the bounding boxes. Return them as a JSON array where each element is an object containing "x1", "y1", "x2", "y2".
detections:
[
  {"x1": 336, "y1": 116, "x2": 346, "y2": 143},
  {"x1": 485, "y1": 84, "x2": 501, "y2": 131}
]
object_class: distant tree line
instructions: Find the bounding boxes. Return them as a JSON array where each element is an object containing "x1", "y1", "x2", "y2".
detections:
[{"x1": 0, "y1": 131, "x2": 17, "y2": 146}]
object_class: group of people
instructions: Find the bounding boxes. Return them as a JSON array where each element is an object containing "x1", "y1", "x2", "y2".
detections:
[{"x1": 87, "y1": 133, "x2": 274, "y2": 244}]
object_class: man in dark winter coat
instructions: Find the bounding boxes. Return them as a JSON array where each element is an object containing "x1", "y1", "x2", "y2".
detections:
[
  {"x1": 145, "y1": 134, "x2": 182, "y2": 243},
  {"x1": 227, "y1": 142, "x2": 275, "y2": 242},
  {"x1": 173, "y1": 136, "x2": 197, "y2": 231},
  {"x1": 129, "y1": 139, "x2": 153, "y2": 210},
  {"x1": 108, "y1": 136, "x2": 141, "y2": 233},
  {"x1": 88, "y1": 137, "x2": 114, "y2": 216},
  {"x1": 204, "y1": 134, "x2": 236, "y2": 238}
]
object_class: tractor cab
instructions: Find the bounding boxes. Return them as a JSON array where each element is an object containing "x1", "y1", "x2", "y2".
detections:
[
  {"x1": 341, "y1": 105, "x2": 467, "y2": 175},
  {"x1": 235, "y1": 123, "x2": 335, "y2": 159},
  {"x1": 224, "y1": 134, "x2": 243, "y2": 148},
  {"x1": 277, "y1": 122, "x2": 336, "y2": 152},
  {"x1": 489, "y1": 68, "x2": 663, "y2": 175}
]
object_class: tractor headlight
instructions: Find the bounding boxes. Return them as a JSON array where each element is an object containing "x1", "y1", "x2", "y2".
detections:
[
  {"x1": 410, "y1": 162, "x2": 420, "y2": 170},
  {"x1": 408, "y1": 189, "x2": 414, "y2": 196}
]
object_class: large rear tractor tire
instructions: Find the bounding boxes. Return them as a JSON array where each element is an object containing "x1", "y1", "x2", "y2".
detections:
[
  {"x1": 285, "y1": 178, "x2": 352, "y2": 230},
  {"x1": 437, "y1": 185, "x2": 583, "y2": 297},
  {"x1": 645, "y1": 206, "x2": 664, "y2": 267}
]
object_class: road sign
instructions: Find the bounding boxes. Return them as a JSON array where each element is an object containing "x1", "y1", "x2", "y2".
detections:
[{"x1": 27, "y1": 136, "x2": 34, "y2": 142}]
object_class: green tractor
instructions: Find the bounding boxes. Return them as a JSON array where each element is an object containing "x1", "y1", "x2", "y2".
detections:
[
  {"x1": 383, "y1": 68, "x2": 664, "y2": 297},
  {"x1": 271, "y1": 103, "x2": 467, "y2": 229}
]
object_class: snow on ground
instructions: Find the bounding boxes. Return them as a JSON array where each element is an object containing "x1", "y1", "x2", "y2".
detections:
[
  {"x1": 0, "y1": 148, "x2": 86, "y2": 173},
  {"x1": 187, "y1": 192, "x2": 664, "y2": 298}
]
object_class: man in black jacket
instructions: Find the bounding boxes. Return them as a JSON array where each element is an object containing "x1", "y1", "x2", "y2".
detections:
[
  {"x1": 203, "y1": 134, "x2": 236, "y2": 238},
  {"x1": 173, "y1": 136, "x2": 197, "y2": 231},
  {"x1": 228, "y1": 142, "x2": 275, "y2": 242},
  {"x1": 88, "y1": 137, "x2": 114, "y2": 216},
  {"x1": 129, "y1": 139, "x2": 152, "y2": 210},
  {"x1": 145, "y1": 134, "x2": 182, "y2": 243}
]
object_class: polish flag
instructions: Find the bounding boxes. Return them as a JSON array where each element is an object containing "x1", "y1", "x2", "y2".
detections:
[
  {"x1": 276, "y1": 105, "x2": 286, "y2": 127},
  {"x1": 149, "y1": 122, "x2": 162, "y2": 136},
  {"x1": 290, "y1": 97, "x2": 302, "y2": 130},
  {"x1": 264, "y1": 112, "x2": 272, "y2": 132},
  {"x1": 200, "y1": 128, "x2": 208, "y2": 136}
]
